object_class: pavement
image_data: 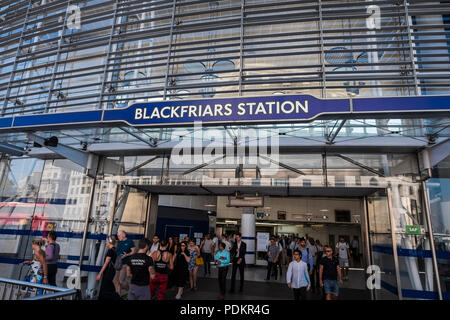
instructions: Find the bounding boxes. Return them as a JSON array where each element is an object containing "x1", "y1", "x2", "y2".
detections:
[{"x1": 159, "y1": 266, "x2": 370, "y2": 300}]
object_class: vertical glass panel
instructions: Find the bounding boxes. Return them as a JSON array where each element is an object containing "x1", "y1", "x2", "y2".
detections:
[
  {"x1": 36, "y1": 159, "x2": 91, "y2": 288},
  {"x1": 390, "y1": 183, "x2": 438, "y2": 300},
  {"x1": 367, "y1": 192, "x2": 398, "y2": 299},
  {"x1": 427, "y1": 156, "x2": 450, "y2": 299},
  {"x1": 0, "y1": 158, "x2": 44, "y2": 281}
]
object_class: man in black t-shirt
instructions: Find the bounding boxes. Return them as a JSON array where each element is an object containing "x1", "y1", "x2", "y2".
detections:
[
  {"x1": 319, "y1": 245, "x2": 343, "y2": 300},
  {"x1": 126, "y1": 238, "x2": 155, "y2": 300}
]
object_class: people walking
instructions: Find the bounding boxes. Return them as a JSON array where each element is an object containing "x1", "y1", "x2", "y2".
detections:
[
  {"x1": 351, "y1": 236, "x2": 360, "y2": 265},
  {"x1": 23, "y1": 239, "x2": 48, "y2": 295},
  {"x1": 96, "y1": 236, "x2": 121, "y2": 300},
  {"x1": 265, "y1": 237, "x2": 280, "y2": 280},
  {"x1": 221, "y1": 235, "x2": 231, "y2": 251},
  {"x1": 172, "y1": 241, "x2": 190, "y2": 299},
  {"x1": 212, "y1": 234, "x2": 219, "y2": 255},
  {"x1": 45, "y1": 231, "x2": 60, "y2": 286},
  {"x1": 200, "y1": 234, "x2": 214, "y2": 276},
  {"x1": 315, "y1": 239, "x2": 324, "y2": 291},
  {"x1": 320, "y1": 245, "x2": 343, "y2": 300},
  {"x1": 335, "y1": 237, "x2": 351, "y2": 280},
  {"x1": 188, "y1": 239, "x2": 200, "y2": 291},
  {"x1": 150, "y1": 239, "x2": 173, "y2": 300},
  {"x1": 214, "y1": 242, "x2": 230, "y2": 300},
  {"x1": 168, "y1": 236, "x2": 177, "y2": 255},
  {"x1": 288, "y1": 237, "x2": 296, "y2": 263},
  {"x1": 276, "y1": 236, "x2": 283, "y2": 277},
  {"x1": 307, "y1": 237, "x2": 318, "y2": 292},
  {"x1": 297, "y1": 237, "x2": 314, "y2": 275},
  {"x1": 150, "y1": 235, "x2": 160, "y2": 254},
  {"x1": 286, "y1": 250, "x2": 311, "y2": 300},
  {"x1": 126, "y1": 238, "x2": 154, "y2": 300},
  {"x1": 229, "y1": 233, "x2": 246, "y2": 293},
  {"x1": 115, "y1": 230, "x2": 136, "y2": 296}
]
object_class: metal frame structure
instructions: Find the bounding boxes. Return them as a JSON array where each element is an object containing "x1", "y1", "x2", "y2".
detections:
[{"x1": 0, "y1": 0, "x2": 449, "y2": 117}]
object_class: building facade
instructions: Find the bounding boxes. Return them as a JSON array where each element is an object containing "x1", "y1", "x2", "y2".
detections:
[{"x1": 0, "y1": 0, "x2": 449, "y2": 300}]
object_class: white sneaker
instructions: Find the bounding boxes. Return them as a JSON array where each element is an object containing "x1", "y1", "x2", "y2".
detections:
[{"x1": 175, "y1": 294, "x2": 182, "y2": 300}]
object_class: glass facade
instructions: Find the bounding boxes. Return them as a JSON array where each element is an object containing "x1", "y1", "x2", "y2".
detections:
[{"x1": 0, "y1": 0, "x2": 449, "y2": 300}]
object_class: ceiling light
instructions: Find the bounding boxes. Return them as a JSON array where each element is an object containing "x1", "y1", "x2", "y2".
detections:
[
  {"x1": 320, "y1": 209, "x2": 329, "y2": 212},
  {"x1": 204, "y1": 204, "x2": 216, "y2": 207}
]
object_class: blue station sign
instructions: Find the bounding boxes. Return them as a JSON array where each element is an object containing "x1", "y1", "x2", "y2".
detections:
[{"x1": 0, "y1": 94, "x2": 449, "y2": 132}]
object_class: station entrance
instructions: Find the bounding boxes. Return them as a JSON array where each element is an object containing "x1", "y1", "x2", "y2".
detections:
[
  {"x1": 104, "y1": 169, "x2": 428, "y2": 300},
  {"x1": 0, "y1": 126, "x2": 444, "y2": 300}
]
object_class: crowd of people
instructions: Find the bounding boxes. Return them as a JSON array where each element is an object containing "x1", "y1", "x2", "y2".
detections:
[
  {"x1": 21, "y1": 231, "x2": 60, "y2": 296},
  {"x1": 96, "y1": 231, "x2": 248, "y2": 300},
  {"x1": 269, "y1": 235, "x2": 355, "y2": 300},
  {"x1": 96, "y1": 231, "x2": 356, "y2": 300},
  {"x1": 21, "y1": 229, "x2": 355, "y2": 301}
]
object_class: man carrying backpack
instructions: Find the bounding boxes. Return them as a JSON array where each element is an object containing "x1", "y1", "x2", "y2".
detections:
[{"x1": 45, "y1": 231, "x2": 60, "y2": 286}]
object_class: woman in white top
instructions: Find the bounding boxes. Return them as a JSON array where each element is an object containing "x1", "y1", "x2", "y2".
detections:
[{"x1": 286, "y1": 249, "x2": 311, "y2": 300}]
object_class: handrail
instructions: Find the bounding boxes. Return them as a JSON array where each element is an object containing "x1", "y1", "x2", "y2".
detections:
[
  {"x1": 23, "y1": 289, "x2": 78, "y2": 300},
  {"x1": 0, "y1": 277, "x2": 68, "y2": 291},
  {"x1": 0, "y1": 277, "x2": 78, "y2": 300}
]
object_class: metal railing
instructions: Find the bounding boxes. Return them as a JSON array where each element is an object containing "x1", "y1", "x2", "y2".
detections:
[{"x1": 0, "y1": 277, "x2": 79, "y2": 300}]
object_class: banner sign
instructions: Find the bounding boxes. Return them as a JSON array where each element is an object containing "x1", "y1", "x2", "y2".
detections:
[{"x1": 1, "y1": 95, "x2": 449, "y2": 132}]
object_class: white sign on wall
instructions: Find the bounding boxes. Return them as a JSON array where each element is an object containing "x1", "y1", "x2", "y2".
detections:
[
  {"x1": 179, "y1": 234, "x2": 188, "y2": 240},
  {"x1": 257, "y1": 232, "x2": 270, "y2": 252}
]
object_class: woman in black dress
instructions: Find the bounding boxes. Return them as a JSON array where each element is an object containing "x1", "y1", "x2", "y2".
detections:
[
  {"x1": 168, "y1": 236, "x2": 177, "y2": 255},
  {"x1": 167, "y1": 237, "x2": 177, "y2": 288},
  {"x1": 96, "y1": 236, "x2": 121, "y2": 300},
  {"x1": 172, "y1": 241, "x2": 190, "y2": 300}
]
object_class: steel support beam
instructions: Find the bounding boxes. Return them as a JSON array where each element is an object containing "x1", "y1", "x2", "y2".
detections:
[
  {"x1": 326, "y1": 120, "x2": 346, "y2": 144},
  {"x1": 258, "y1": 154, "x2": 306, "y2": 175},
  {"x1": 26, "y1": 133, "x2": 121, "y2": 177},
  {"x1": 119, "y1": 127, "x2": 157, "y2": 147},
  {"x1": 419, "y1": 138, "x2": 450, "y2": 170},
  {"x1": 123, "y1": 156, "x2": 160, "y2": 175},
  {"x1": 182, "y1": 154, "x2": 226, "y2": 176},
  {"x1": 0, "y1": 143, "x2": 25, "y2": 156},
  {"x1": 332, "y1": 153, "x2": 386, "y2": 177}
]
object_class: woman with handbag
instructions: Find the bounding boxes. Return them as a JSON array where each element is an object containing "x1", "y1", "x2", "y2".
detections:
[{"x1": 188, "y1": 239, "x2": 201, "y2": 292}]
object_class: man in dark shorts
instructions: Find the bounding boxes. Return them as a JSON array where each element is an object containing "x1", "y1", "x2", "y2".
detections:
[
  {"x1": 126, "y1": 238, "x2": 155, "y2": 300},
  {"x1": 319, "y1": 245, "x2": 343, "y2": 300}
]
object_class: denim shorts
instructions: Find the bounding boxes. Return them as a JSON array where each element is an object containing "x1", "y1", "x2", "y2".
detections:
[{"x1": 323, "y1": 279, "x2": 339, "y2": 295}]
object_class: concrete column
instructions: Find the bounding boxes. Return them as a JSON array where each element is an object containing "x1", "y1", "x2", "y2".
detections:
[
  {"x1": 145, "y1": 193, "x2": 159, "y2": 239},
  {"x1": 241, "y1": 208, "x2": 256, "y2": 265}
]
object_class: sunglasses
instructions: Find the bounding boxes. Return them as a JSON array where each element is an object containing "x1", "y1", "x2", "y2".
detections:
[{"x1": 326, "y1": 250, "x2": 332, "y2": 252}]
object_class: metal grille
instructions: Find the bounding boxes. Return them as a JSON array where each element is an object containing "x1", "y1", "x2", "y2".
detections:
[{"x1": 0, "y1": 0, "x2": 449, "y2": 117}]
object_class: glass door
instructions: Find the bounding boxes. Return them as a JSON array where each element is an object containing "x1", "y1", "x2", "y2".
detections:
[{"x1": 366, "y1": 190, "x2": 400, "y2": 299}]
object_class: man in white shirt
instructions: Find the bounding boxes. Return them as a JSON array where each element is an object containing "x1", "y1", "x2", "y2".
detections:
[
  {"x1": 201, "y1": 234, "x2": 214, "y2": 276},
  {"x1": 221, "y1": 235, "x2": 231, "y2": 251},
  {"x1": 335, "y1": 237, "x2": 351, "y2": 280},
  {"x1": 212, "y1": 234, "x2": 219, "y2": 254},
  {"x1": 150, "y1": 235, "x2": 160, "y2": 254},
  {"x1": 286, "y1": 249, "x2": 311, "y2": 300}
]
